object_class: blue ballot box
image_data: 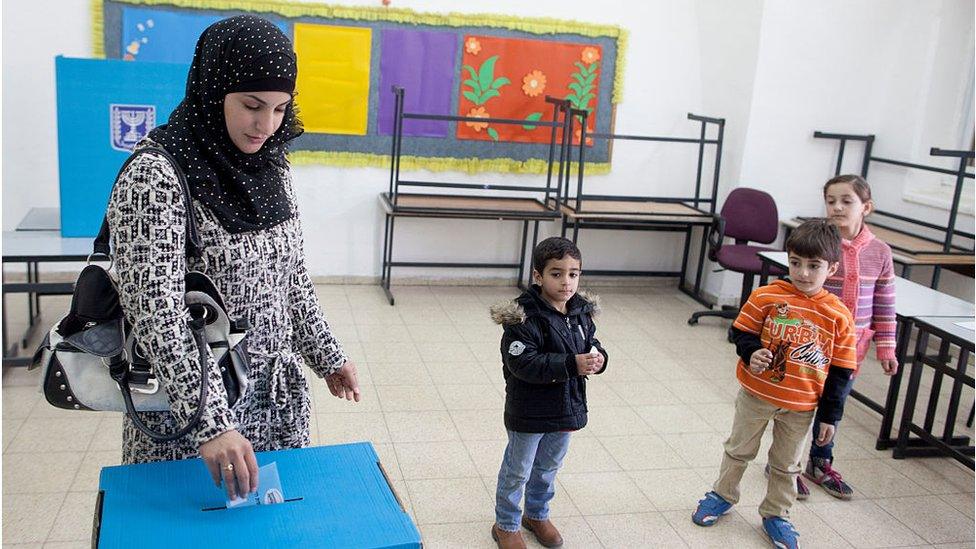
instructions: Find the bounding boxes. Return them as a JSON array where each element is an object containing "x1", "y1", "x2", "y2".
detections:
[{"x1": 95, "y1": 442, "x2": 422, "y2": 548}]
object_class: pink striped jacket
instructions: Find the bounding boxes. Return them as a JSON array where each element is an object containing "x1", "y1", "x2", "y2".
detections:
[{"x1": 822, "y1": 225, "x2": 897, "y2": 364}]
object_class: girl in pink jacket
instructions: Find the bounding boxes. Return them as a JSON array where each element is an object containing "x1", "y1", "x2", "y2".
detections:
[{"x1": 799, "y1": 174, "x2": 897, "y2": 500}]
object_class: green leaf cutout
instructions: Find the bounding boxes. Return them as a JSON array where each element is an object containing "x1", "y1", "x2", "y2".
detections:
[
  {"x1": 463, "y1": 78, "x2": 480, "y2": 90},
  {"x1": 487, "y1": 127, "x2": 500, "y2": 141},
  {"x1": 481, "y1": 89, "x2": 500, "y2": 102},
  {"x1": 463, "y1": 65, "x2": 479, "y2": 85},
  {"x1": 583, "y1": 72, "x2": 596, "y2": 86},
  {"x1": 462, "y1": 90, "x2": 480, "y2": 104},
  {"x1": 573, "y1": 61, "x2": 588, "y2": 74},
  {"x1": 479, "y1": 55, "x2": 499, "y2": 92},
  {"x1": 491, "y1": 76, "x2": 511, "y2": 90},
  {"x1": 522, "y1": 112, "x2": 543, "y2": 130},
  {"x1": 568, "y1": 82, "x2": 583, "y2": 95}
]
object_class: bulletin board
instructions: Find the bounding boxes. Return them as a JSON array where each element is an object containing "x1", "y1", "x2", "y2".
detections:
[{"x1": 93, "y1": 0, "x2": 627, "y2": 174}]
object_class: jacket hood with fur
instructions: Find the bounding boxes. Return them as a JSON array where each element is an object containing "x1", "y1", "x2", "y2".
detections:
[{"x1": 490, "y1": 286, "x2": 601, "y2": 326}]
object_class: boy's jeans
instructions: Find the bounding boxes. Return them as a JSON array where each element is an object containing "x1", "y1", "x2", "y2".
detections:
[{"x1": 495, "y1": 430, "x2": 572, "y2": 532}]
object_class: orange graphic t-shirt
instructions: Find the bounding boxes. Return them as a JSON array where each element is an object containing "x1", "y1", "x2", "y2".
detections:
[{"x1": 733, "y1": 280, "x2": 857, "y2": 412}]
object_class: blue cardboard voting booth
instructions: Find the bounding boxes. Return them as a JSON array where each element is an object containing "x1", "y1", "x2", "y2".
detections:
[
  {"x1": 95, "y1": 442, "x2": 422, "y2": 548},
  {"x1": 54, "y1": 56, "x2": 187, "y2": 237}
]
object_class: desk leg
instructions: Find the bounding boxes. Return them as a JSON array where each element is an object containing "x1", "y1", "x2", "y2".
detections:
[
  {"x1": 942, "y1": 348, "x2": 970, "y2": 443},
  {"x1": 876, "y1": 318, "x2": 913, "y2": 449},
  {"x1": 894, "y1": 330, "x2": 929, "y2": 459},
  {"x1": 930, "y1": 266, "x2": 942, "y2": 289},
  {"x1": 517, "y1": 220, "x2": 529, "y2": 290},
  {"x1": 678, "y1": 226, "x2": 691, "y2": 293},
  {"x1": 1, "y1": 267, "x2": 12, "y2": 360},
  {"x1": 381, "y1": 215, "x2": 396, "y2": 306},
  {"x1": 922, "y1": 340, "x2": 951, "y2": 433},
  {"x1": 693, "y1": 225, "x2": 707, "y2": 297},
  {"x1": 529, "y1": 221, "x2": 540, "y2": 289},
  {"x1": 759, "y1": 261, "x2": 770, "y2": 286},
  {"x1": 901, "y1": 264, "x2": 913, "y2": 280}
]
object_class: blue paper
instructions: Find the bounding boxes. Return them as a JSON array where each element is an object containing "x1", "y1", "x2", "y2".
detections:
[
  {"x1": 54, "y1": 56, "x2": 187, "y2": 237},
  {"x1": 120, "y1": 7, "x2": 289, "y2": 64}
]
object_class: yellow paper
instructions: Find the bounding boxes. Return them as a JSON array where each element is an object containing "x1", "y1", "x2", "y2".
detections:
[{"x1": 294, "y1": 23, "x2": 372, "y2": 135}]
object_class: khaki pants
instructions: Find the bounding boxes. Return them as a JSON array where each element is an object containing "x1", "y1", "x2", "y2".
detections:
[{"x1": 713, "y1": 389, "x2": 815, "y2": 518}]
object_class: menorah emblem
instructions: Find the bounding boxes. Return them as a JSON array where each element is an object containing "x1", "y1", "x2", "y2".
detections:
[{"x1": 110, "y1": 104, "x2": 156, "y2": 152}]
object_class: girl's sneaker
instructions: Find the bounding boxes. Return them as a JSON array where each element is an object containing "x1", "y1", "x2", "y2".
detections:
[
  {"x1": 763, "y1": 464, "x2": 810, "y2": 500},
  {"x1": 692, "y1": 491, "x2": 732, "y2": 526},
  {"x1": 803, "y1": 457, "x2": 853, "y2": 500},
  {"x1": 762, "y1": 516, "x2": 799, "y2": 549}
]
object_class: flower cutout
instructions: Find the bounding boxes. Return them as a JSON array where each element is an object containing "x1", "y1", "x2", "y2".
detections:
[
  {"x1": 465, "y1": 106, "x2": 490, "y2": 132},
  {"x1": 574, "y1": 125, "x2": 594, "y2": 146},
  {"x1": 581, "y1": 46, "x2": 600, "y2": 65},
  {"x1": 521, "y1": 70, "x2": 547, "y2": 97},
  {"x1": 464, "y1": 37, "x2": 482, "y2": 55}
]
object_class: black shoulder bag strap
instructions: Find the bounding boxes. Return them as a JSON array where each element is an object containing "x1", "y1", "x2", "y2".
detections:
[
  {"x1": 98, "y1": 146, "x2": 210, "y2": 443},
  {"x1": 93, "y1": 146, "x2": 203, "y2": 260}
]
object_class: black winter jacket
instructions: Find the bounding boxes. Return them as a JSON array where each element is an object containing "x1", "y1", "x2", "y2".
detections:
[{"x1": 490, "y1": 286, "x2": 608, "y2": 433}]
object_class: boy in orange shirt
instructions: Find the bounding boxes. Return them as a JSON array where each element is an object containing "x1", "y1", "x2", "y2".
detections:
[{"x1": 692, "y1": 219, "x2": 857, "y2": 549}]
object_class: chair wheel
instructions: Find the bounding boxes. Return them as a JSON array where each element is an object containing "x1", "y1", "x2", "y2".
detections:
[{"x1": 687, "y1": 317, "x2": 698, "y2": 326}]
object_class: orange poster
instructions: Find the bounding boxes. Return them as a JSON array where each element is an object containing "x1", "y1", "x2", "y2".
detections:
[{"x1": 457, "y1": 35, "x2": 601, "y2": 145}]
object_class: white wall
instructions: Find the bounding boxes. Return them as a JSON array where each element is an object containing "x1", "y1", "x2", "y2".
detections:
[
  {"x1": 2, "y1": 0, "x2": 973, "y2": 302},
  {"x1": 736, "y1": 0, "x2": 974, "y2": 301}
]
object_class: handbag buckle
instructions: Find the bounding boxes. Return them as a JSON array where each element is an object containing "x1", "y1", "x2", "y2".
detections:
[{"x1": 127, "y1": 377, "x2": 160, "y2": 395}]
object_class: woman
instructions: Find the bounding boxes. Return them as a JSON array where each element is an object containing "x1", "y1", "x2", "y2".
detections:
[{"x1": 107, "y1": 15, "x2": 360, "y2": 499}]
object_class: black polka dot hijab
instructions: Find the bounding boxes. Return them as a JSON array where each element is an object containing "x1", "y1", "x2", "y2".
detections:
[{"x1": 148, "y1": 15, "x2": 303, "y2": 233}]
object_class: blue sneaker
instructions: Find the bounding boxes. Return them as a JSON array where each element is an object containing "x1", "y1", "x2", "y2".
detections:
[
  {"x1": 762, "y1": 516, "x2": 799, "y2": 549},
  {"x1": 692, "y1": 491, "x2": 733, "y2": 526}
]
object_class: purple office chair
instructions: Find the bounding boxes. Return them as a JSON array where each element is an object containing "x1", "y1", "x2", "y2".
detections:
[{"x1": 688, "y1": 187, "x2": 786, "y2": 328}]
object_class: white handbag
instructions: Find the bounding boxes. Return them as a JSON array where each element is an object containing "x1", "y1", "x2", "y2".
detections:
[{"x1": 30, "y1": 147, "x2": 250, "y2": 442}]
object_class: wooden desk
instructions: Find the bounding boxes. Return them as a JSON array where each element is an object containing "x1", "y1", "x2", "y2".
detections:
[
  {"x1": 549, "y1": 198, "x2": 715, "y2": 306},
  {"x1": 377, "y1": 192, "x2": 560, "y2": 305}
]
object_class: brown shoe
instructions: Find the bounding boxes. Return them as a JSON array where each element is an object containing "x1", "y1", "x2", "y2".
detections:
[
  {"x1": 491, "y1": 524, "x2": 527, "y2": 549},
  {"x1": 521, "y1": 517, "x2": 564, "y2": 548}
]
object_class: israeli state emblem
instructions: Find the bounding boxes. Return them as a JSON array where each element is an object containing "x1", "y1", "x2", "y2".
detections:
[{"x1": 110, "y1": 104, "x2": 156, "y2": 152}]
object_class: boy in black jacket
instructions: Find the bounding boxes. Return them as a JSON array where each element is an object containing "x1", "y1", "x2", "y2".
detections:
[{"x1": 488, "y1": 237, "x2": 608, "y2": 549}]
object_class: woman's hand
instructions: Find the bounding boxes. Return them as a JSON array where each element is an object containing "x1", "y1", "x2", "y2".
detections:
[
  {"x1": 326, "y1": 361, "x2": 361, "y2": 402},
  {"x1": 199, "y1": 430, "x2": 259, "y2": 500}
]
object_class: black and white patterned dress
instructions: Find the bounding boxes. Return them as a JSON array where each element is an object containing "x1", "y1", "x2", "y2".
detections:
[{"x1": 107, "y1": 139, "x2": 347, "y2": 464}]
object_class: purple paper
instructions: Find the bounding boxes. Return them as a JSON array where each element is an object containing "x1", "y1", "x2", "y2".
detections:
[{"x1": 378, "y1": 29, "x2": 458, "y2": 137}]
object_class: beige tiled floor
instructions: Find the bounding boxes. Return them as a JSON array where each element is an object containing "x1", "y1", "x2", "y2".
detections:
[{"x1": 2, "y1": 283, "x2": 974, "y2": 548}]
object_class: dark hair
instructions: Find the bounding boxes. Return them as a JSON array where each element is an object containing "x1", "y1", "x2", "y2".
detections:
[
  {"x1": 785, "y1": 218, "x2": 841, "y2": 263},
  {"x1": 823, "y1": 174, "x2": 872, "y2": 203},
  {"x1": 532, "y1": 237, "x2": 582, "y2": 273}
]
